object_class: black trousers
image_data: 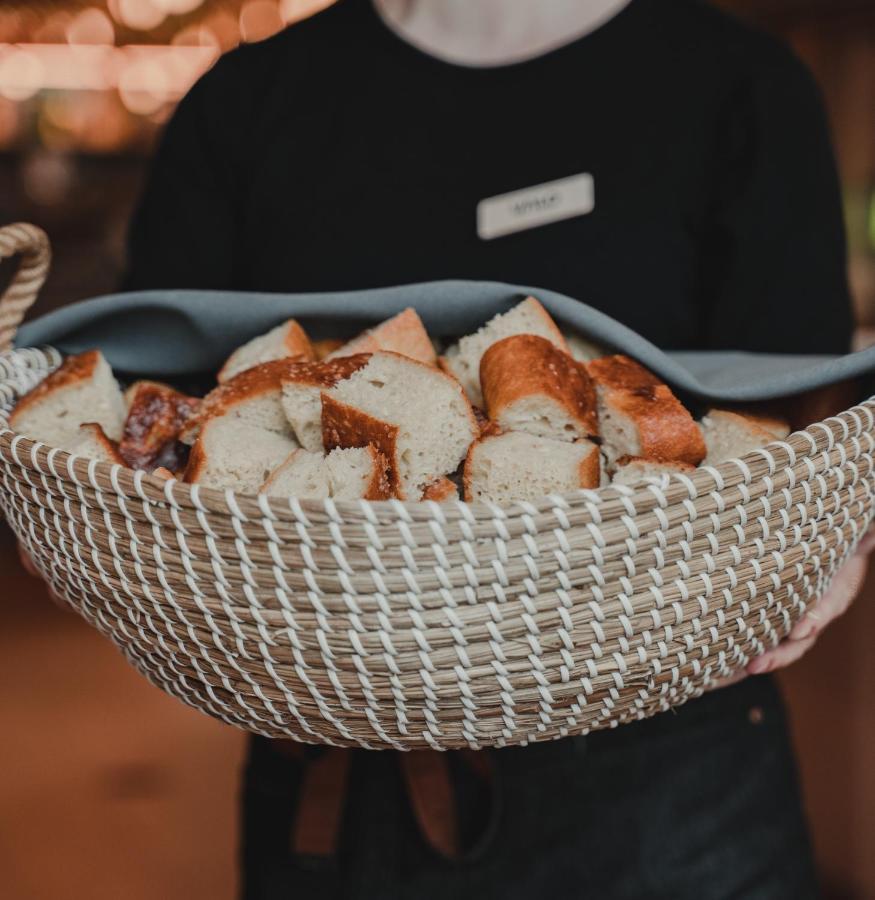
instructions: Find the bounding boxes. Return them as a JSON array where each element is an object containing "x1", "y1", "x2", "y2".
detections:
[{"x1": 240, "y1": 676, "x2": 818, "y2": 900}]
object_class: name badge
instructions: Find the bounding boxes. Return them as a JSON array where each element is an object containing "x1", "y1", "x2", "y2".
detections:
[{"x1": 476, "y1": 173, "x2": 594, "y2": 240}]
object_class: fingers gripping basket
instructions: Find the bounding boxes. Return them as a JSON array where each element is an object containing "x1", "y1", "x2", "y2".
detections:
[{"x1": 1, "y1": 226, "x2": 874, "y2": 751}]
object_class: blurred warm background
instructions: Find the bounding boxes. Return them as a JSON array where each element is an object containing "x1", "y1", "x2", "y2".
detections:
[{"x1": 0, "y1": 1, "x2": 873, "y2": 898}]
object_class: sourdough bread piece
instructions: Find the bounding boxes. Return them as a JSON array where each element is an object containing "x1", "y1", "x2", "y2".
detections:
[
  {"x1": 440, "y1": 297, "x2": 569, "y2": 406},
  {"x1": 280, "y1": 355, "x2": 372, "y2": 452},
  {"x1": 180, "y1": 359, "x2": 305, "y2": 445},
  {"x1": 184, "y1": 418, "x2": 297, "y2": 492},
  {"x1": 700, "y1": 409, "x2": 789, "y2": 466},
  {"x1": 464, "y1": 431, "x2": 600, "y2": 504},
  {"x1": 480, "y1": 334, "x2": 598, "y2": 442},
  {"x1": 612, "y1": 455, "x2": 697, "y2": 487},
  {"x1": 327, "y1": 308, "x2": 436, "y2": 366},
  {"x1": 218, "y1": 319, "x2": 314, "y2": 382},
  {"x1": 322, "y1": 352, "x2": 478, "y2": 499},
  {"x1": 65, "y1": 423, "x2": 126, "y2": 464},
  {"x1": 10, "y1": 350, "x2": 126, "y2": 448},
  {"x1": 420, "y1": 476, "x2": 459, "y2": 502},
  {"x1": 587, "y1": 355, "x2": 706, "y2": 471},
  {"x1": 261, "y1": 445, "x2": 391, "y2": 500},
  {"x1": 261, "y1": 449, "x2": 330, "y2": 498},
  {"x1": 120, "y1": 381, "x2": 200, "y2": 470},
  {"x1": 563, "y1": 331, "x2": 607, "y2": 363}
]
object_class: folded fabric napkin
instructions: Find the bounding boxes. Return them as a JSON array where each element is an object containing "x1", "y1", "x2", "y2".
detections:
[{"x1": 16, "y1": 280, "x2": 875, "y2": 403}]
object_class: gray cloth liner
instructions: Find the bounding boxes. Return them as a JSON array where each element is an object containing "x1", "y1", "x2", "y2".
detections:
[{"x1": 14, "y1": 279, "x2": 875, "y2": 402}]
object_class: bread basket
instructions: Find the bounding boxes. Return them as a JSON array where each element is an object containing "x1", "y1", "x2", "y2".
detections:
[{"x1": 2, "y1": 223, "x2": 873, "y2": 750}]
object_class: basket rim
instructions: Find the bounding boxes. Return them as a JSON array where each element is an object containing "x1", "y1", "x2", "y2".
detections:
[{"x1": 1, "y1": 343, "x2": 870, "y2": 522}]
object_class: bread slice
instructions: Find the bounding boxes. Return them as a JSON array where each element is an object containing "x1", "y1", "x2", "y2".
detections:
[
  {"x1": 65, "y1": 423, "x2": 126, "y2": 464},
  {"x1": 440, "y1": 297, "x2": 569, "y2": 406},
  {"x1": 327, "y1": 308, "x2": 436, "y2": 366},
  {"x1": 10, "y1": 350, "x2": 126, "y2": 448},
  {"x1": 280, "y1": 355, "x2": 372, "y2": 452},
  {"x1": 120, "y1": 381, "x2": 200, "y2": 470},
  {"x1": 180, "y1": 359, "x2": 305, "y2": 446},
  {"x1": 480, "y1": 334, "x2": 598, "y2": 442},
  {"x1": 587, "y1": 355, "x2": 705, "y2": 471},
  {"x1": 612, "y1": 455, "x2": 697, "y2": 487},
  {"x1": 184, "y1": 418, "x2": 298, "y2": 492},
  {"x1": 152, "y1": 466, "x2": 175, "y2": 480},
  {"x1": 261, "y1": 445, "x2": 391, "y2": 500},
  {"x1": 563, "y1": 331, "x2": 607, "y2": 363},
  {"x1": 321, "y1": 352, "x2": 478, "y2": 499},
  {"x1": 218, "y1": 319, "x2": 314, "y2": 383},
  {"x1": 420, "y1": 475, "x2": 459, "y2": 502},
  {"x1": 463, "y1": 431, "x2": 600, "y2": 504},
  {"x1": 700, "y1": 409, "x2": 789, "y2": 466}
]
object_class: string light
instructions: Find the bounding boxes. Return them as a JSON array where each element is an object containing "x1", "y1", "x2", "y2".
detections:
[{"x1": 65, "y1": 8, "x2": 115, "y2": 46}]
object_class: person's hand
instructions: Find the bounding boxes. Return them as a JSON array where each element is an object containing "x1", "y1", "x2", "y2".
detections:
[{"x1": 745, "y1": 528, "x2": 875, "y2": 676}]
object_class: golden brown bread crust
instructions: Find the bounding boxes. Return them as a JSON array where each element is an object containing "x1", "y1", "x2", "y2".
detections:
[
  {"x1": 279, "y1": 354, "x2": 372, "y2": 389},
  {"x1": 420, "y1": 475, "x2": 459, "y2": 502},
  {"x1": 120, "y1": 381, "x2": 200, "y2": 470},
  {"x1": 329, "y1": 308, "x2": 436, "y2": 365},
  {"x1": 312, "y1": 338, "x2": 345, "y2": 361},
  {"x1": 182, "y1": 435, "x2": 208, "y2": 484},
  {"x1": 9, "y1": 350, "x2": 100, "y2": 426},
  {"x1": 152, "y1": 466, "x2": 175, "y2": 480},
  {"x1": 77, "y1": 422, "x2": 126, "y2": 465},
  {"x1": 577, "y1": 442, "x2": 601, "y2": 488},
  {"x1": 587, "y1": 355, "x2": 706, "y2": 465},
  {"x1": 321, "y1": 394, "x2": 403, "y2": 498},
  {"x1": 480, "y1": 334, "x2": 598, "y2": 437},
  {"x1": 358, "y1": 445, "x2": 393, "y2": 500},
  {"x1": 283, "y1": 320, "x2": 315, "y2": 359}
]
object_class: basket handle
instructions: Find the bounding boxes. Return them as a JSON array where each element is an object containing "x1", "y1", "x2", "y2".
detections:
[{"x1": 0, "y1": 223, "x2": 51, "y2": 354}]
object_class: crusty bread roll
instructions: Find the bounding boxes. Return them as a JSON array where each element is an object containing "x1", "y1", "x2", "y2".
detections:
[
  {"x1": 440, "y1": 297, "x2": 568, "y2": 406},
  {"x1": 587, "y1": 355, "x2": 705, "y2": 470},
  {"x1": 218, "y1": 319, "x2": 314, "y2": 383},
  {"x1": 279, "y1": 355, "x2": 372, "y2": 452},
  {"x1": 66, "y1": 423, "x2": 126, "y2": 465},
  {"x1": 480, "y1": 334, "x2": 598, "y2": 442},
  {"x1": 321, "y1": 352, "x2": 478, "y2": 499},
  {"x1": 611, "y1": 455, "x2": 696, "y2": 486},
  {"x1": 10, "y1": 350, "x2": 127, "y2": 449},
  {"x1": 261, "y1": 446, "x2": 391, "y2": 500},
  {"x1": 327, "y1": 308, "x2": 436, "y2": 366},
  {"x1": 120, "y1": 380, "x2": 200, "y2": 470},
  {"x1": 420, "y1": 475, "x2": 459, "y2": 502},
  {"x1": 180, "y1": 359, "x2": 305, "y2": 445},
  {"x1": 184, "y1": 417, "x2": 297, "y2": 492},
  {"x1": 700, "y1": 409, "x2": 790, "y2": 466},
  {"x1": 464, "y1": 431, "x2": 600, "y2": 504}
]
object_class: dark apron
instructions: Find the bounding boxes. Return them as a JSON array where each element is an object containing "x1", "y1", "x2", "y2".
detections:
[{"x1": 240, "y1": 675, "x2": 818, "y2": 900}]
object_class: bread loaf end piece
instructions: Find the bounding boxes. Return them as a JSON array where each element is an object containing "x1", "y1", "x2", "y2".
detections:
[
  {"x1": 480, "y1": 334, "x2": 598, "y2": 442},
  {"x1": 440, "y1": 296, "x2": 568, "y2": 406},
  {"x1": 587, "y1": 355, "x2": 705, "y2": 471}
]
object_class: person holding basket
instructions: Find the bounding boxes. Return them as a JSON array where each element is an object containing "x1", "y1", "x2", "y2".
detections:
[{"x1": 121, "y1": 1, "x2": 867, "y2": 897}]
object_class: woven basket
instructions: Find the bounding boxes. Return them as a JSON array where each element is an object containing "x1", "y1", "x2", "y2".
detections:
[{"x1": 1, "y1": 224, "x2": 873, "y2": 751}]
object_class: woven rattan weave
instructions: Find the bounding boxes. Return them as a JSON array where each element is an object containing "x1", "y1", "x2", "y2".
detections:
[{"x1": 1, "y1": 223, "x2": 872, "y2": 750}]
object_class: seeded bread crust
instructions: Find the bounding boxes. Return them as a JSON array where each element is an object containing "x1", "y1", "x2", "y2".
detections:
[
  {"x1": 327, "y1": 308, "x2": 436, "y2": 366},
  {"x1": 120, "y1": 381, "x2": 200, "y2": 470},
  {"x1": 587, "y1": 355, "x2": 706, "y2": 467},
  {"x1": 480, "y1": 334, "x2": 598, "y2": 440}
]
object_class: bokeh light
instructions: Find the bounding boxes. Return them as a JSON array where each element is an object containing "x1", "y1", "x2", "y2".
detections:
[
  {"x1": 110, "y1": 0, "x2": 167, "y2": 32},
  {"x1": 0, "y1": 48, "x2": 44, "y2": 102},
  {"x1": 239, "y1": 1, "x2": 284, "y2": 43},
  {"x1": 66, "y1": 8, "x2": 116, "y2": 46},
  {"x1": 118, "y1": 57, "x2": 172, "y2": 115},
  {"x1": 153, "y1": 0, "x2": 206, "y2": 14}
]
